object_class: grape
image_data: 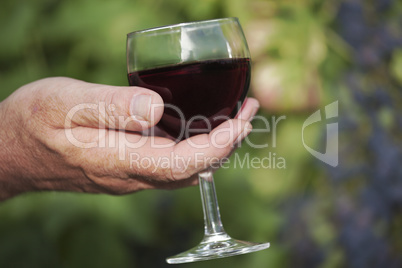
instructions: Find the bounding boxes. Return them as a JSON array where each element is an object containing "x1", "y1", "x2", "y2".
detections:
[{"x1": 282, "y1": 0, "x2": 402, "y2": 267}]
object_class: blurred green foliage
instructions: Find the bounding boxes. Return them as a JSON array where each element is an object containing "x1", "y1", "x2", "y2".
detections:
[{"x1": 0, "y1": 0, "x2": 401, "y2": 268}]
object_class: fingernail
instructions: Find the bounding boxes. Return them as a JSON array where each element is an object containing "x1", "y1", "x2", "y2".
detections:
[
  {"x1": 130, "y1": 94, "x2": 152, "y2": 121},
  {"x1": 235, "y1": 122, "x2": 253, "y2": 143},
  {"x1": 250, "y1": 105, "x2": 259, "y2": 120}
]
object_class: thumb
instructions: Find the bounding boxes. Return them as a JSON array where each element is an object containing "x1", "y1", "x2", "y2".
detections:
[{"x1": 46, "y1": 77, "x2": 164, "y2": 131}]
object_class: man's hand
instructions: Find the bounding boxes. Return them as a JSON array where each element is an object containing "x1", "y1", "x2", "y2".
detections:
[{"x1": 0, "y1": 77, "x2": 259, "y2": 200}]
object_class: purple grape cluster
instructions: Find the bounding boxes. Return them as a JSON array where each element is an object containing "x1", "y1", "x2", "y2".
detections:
[{"x1": 282, "y1": 1, "x2": 402, "y2": 267}]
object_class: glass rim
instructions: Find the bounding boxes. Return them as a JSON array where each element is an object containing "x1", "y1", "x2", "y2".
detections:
[{"x1": 127, "y1": 17, "x2": 240, "y2": 37}]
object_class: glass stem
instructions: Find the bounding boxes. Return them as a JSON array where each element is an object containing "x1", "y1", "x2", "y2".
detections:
[{"x1": 198, "y1": 171, "x2": 229, "y2": 241}]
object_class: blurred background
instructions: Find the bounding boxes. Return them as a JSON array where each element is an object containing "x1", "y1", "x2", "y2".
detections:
[{"x1": 0, "y1": 0, "x2": 401, "y2": 267}]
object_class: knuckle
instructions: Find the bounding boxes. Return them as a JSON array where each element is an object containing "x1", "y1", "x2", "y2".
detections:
[{"x1": 101, "y1": 88, "x2": 127, "y2": 117}]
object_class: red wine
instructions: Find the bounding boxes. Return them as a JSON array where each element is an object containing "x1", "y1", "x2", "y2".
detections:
[{"x1": 128, "y1": 58, "x2": 250, "y2": 140}]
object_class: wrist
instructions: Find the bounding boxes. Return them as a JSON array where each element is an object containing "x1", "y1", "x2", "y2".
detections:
[{"x1": 0, "y1": 99, "x2": 31, "y2": 200}]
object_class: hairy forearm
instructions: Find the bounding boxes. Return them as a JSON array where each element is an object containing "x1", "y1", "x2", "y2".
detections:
[
  {"x1": 0, "y1": 94, "x2": 54, "y2": 200},
  {"x1": 0, "y1": 99, "x2": 25, "y2": 200}
]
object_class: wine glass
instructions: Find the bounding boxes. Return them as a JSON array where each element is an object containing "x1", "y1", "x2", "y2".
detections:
[{"x1": 127, "y1": 18, "x2": 270, "y2": 264}]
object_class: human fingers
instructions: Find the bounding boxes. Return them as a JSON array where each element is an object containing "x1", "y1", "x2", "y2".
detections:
[
  {"x1": 53, "y1": 118, "x2": 251, "y2": 193},
  {"x1": 21, "y1": 77, "x2": 164, "y2": 132},
  {"x1": 236, "y1": 97, "x2": 260, "y2": 122}
]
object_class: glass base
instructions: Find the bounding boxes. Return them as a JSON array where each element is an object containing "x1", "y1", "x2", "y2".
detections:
[{"x1": 166, "y1": 234, "x2": 270, "y2": 264}]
